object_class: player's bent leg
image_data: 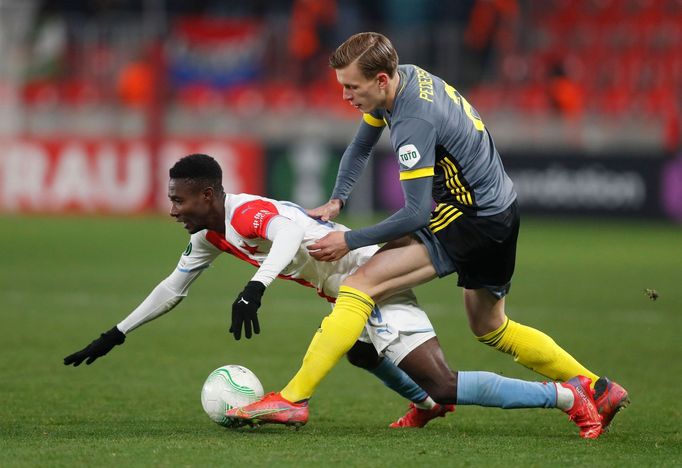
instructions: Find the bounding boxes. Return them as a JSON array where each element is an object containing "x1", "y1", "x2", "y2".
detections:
[
  {"x1": 465, "y1": 288, "x2": 600, "y2": 386},
  {"x1": 280, "y1": 286, "x2": 375, "y2": 403},
  {"x1": 278, "y1": 236, "x2": 437, "y2": 404},
  {"x1": 345, "y1": 235, "x2": 438, "y2": 302},
  {"x1": 398, "y1": 337, "x2": 457, "y2": 405},
  {"x1": 463, "y1": 287, "x2": 507, "y2": 336},
  {"x1": 346, "y1": 340, "x2": 382, "y2": 369},
  {"x1": 389, "y1": 337, "x2": 456, "y2": 428},
  {"x1": 232, "y1": 237, "x2": 438, "y2": 425},
  {"x1": 346, "y1": 341, "x2": 435, "y2": 417}
]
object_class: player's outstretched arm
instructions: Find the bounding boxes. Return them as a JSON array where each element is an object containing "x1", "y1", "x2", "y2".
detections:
[
  {"x1": 63, "y1": 326, "x2": 126, "y2": 366},
  {"x1": 62, "y1": 277, "x2": 185, "y2": 367},
  {"x1": 63, "y1": 264, "x2": 206, "y2": 367}
]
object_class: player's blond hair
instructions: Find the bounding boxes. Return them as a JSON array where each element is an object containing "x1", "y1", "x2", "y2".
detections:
[{"x1": 329, "y1": 32, "x2": 398, "y2": 79}]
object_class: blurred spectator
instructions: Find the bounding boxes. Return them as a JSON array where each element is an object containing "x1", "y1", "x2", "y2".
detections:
[
  {"x1": 288, "y1": 0, "x2": 337, "y2": 84},
  {"x1": 547, "y1": 62, "x2": 585, "y2": 119},
  {"x1": 24, "y1": 4, "x2": 66, "y2": 83},
  {"x1": 117, "y1": 58, "x2": 154, "y2": 107},
  {"x1": 463, "y1": 0, "x2": 519, "y2": 85}
]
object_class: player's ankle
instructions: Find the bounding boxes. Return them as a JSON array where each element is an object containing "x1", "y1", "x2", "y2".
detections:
[
  {"x1": 414, "y1": 396, "x2": 436, "y2": 410},
  {"x1": 555, "y1": 383, "x2": 575, "y2": 411}
]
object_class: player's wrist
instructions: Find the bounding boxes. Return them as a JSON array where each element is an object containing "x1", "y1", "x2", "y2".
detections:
[
  {"x1": 244, "y1": 281, "x2": 266, "y2": 299},
  {"x1": 104, "y1": 325, "x2": 126, "y2": 344},
  {"x1": 343, "y1": 230, "x2": 355, "y2": 251},
  {"x1": 330, "y1": 198, "x2": 344, "y2": 210}
]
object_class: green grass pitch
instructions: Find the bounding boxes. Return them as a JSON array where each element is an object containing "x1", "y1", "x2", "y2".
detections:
[{"x1": 1, "y1": 215, "x2": 680, "y2": 466}]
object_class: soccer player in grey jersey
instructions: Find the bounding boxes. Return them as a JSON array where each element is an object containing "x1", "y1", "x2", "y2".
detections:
[{"x1": 227, "y1": 32, "x2": 628, "y2": 432}]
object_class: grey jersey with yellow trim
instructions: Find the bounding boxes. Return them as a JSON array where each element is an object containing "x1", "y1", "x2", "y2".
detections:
[{"x1": 367, "y1": 64, "x2": 516, "y2": 216}]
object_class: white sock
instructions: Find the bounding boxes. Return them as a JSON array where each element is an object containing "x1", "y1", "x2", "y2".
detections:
[
  {"x1": 555, "y1": 383, "x2": 575, "y2": 411},
  {"x1": 414, "y1": 396, "x2": 436, "y2": 410}
]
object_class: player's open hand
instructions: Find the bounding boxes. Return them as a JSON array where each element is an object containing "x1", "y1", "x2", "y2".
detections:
[
  {"x1": 306, "y1": 199, "x2": 342, "y2": 222},
  {"x1": 63, "y1": 326, "x2": 126, "y2": 366},
  {"x1": 307, "y1": 231, "x2": 350, "y2": 262},
  {"x1": 230, "y1": 281, "x2": 265, "y2": 340}
]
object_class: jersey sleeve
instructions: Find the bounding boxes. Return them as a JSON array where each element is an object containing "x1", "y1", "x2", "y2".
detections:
[
  {"x1": 391, "y1": 117, "x2": 437, "y2": 181},
  {"x1": 230, "y1": 200, "x2": 280, "y2": 239},
  {"x1": 117, "y1": 233, "x2": 220, "y2": 334},
  {"x1": 330, "y1": 113, "x2": 385, "y2": 204},
  {"x1": 250, "y1": 216, "x2": 305, "y2": 287},
  {"x1": 344, "y1": 176, "x2": 433, "y2": 250},
  {"x1": 176, "y1": 232, "x2": 221, "y2": 274},
  {"x1": 343, "y1": 116, "x2": 437, "y2": 250}
]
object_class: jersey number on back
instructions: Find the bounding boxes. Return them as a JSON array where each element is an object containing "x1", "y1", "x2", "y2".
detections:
[{"x1": 443, "y1": 82, "x2": 485, "y2": 132}]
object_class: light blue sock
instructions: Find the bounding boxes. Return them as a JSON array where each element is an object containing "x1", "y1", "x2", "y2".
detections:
[
  {"x1": 368, "y1": 358, "x2": 429, "y2": 404},
  {"x1": 457, "y1": 371, "x2": 557, "y2": 408}
]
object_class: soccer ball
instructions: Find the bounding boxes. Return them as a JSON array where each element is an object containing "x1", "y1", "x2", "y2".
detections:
[{"x1": 200, "y1": 364, "x2": 264, "y2": 427}]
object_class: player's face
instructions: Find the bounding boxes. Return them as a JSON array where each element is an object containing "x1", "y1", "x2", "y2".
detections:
[
  {"x1": 336, "y1": 62, "x2": 387, "y2": 113},
  {"x1": 167, "y1": 179, "x2": 213, "y2": 234}
]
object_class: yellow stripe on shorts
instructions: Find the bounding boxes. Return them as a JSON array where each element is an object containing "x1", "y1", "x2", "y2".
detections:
[
  {"x1": 429, "y1": 204, "x2": 457, "y2": 227},
  {"x1": 430, "y1": 209, "x2": 463, "y2": 234}
]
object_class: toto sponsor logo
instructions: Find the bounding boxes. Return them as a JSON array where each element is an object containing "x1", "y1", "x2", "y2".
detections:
[{"x1": 509, "y1": 164, "x2": 646, "y2": 210}]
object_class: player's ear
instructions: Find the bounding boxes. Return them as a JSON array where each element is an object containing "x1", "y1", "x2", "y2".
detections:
[
  {"x1": 202, "y1": 186, "x2": 215, "y2": 201},
  {"x1": 376, "y1": 72, "x2": 390, "y2": 89}
]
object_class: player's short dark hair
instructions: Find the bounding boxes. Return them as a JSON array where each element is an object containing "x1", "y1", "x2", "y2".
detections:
[
  {"x1": 169, "y1": 154, "x2": 224, "y2": 193},
  {"x1": 329, "y1": 32, "x2": 398, "y2": 79}
]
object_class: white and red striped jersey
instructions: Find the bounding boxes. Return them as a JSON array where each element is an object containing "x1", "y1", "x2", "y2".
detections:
[
  {"x1": 117, "y1": 193, "x2": 434, "y2": 345},
  {"x1": 177, "y1": 193, "x2": 379, "y2": 302}
]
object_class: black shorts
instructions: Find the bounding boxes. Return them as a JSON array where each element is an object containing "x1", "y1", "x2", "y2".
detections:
[{"x1": 414, "y1": 200, "x2": 520, "y2": 299}]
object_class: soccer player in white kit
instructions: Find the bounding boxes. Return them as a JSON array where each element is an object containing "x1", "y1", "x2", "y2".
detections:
[{"x1": 64, "y1": 153, "x2": 454, "y2": 428}]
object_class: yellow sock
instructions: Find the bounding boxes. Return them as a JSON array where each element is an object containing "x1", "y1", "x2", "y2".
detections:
[
  {"x1": 477, "y1": 317, "x2": 600, "y2": 387},
  {"x1": 281, "y1": 286, "x2": 375, "y2": 402}
]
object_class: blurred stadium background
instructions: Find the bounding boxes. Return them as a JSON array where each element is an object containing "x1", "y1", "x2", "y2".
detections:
[{"x1": 0, "y1": 0, "x2": 681, "y2": 221}]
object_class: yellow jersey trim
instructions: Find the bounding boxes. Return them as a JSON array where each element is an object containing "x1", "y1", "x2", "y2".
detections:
[
  {"x1": 363, "y1": 113, "x2": 386, "y2": 128},
  {"x1": 399, "y1": 167, "x2": 435, "y2": 181},
  {"x1": 438, "y1": 158, "x2": 473, "y2": 206}
]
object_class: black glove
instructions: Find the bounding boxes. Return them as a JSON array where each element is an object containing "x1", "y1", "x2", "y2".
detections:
[
  {"x1": 63, "y1": 326, "x2": 126, "y2": 366},
  {"x1": 229, "y1": 281, "x2": 265, "y2": 340}
]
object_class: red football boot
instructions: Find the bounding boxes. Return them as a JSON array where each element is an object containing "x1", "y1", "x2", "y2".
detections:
[
  {"x1": 593, "y1": 377, "x2": 630, "y2": 431},
  {"x1": 389, "y1": 402, "x2": 456, "y2": 428},
  {"x1": 560, "y1": 376, "x2": 602, "y2": 439},
  {"x1": 225, "y1": 392, "x2": 308, "y2": 428}
]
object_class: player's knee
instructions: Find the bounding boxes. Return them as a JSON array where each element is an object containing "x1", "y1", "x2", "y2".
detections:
[
  {"x1": 343, "y1": 270, "x2": 386, "y2": 300},
  {"x1": 464, "y1": 290, "x2": 506, "y2": 337},
  {"x1": 342, "y1": 273, "x2": 372, "y2": 295},
  {"x1": 346, "y1": 341, "x2": 380, "y2": 370}
]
